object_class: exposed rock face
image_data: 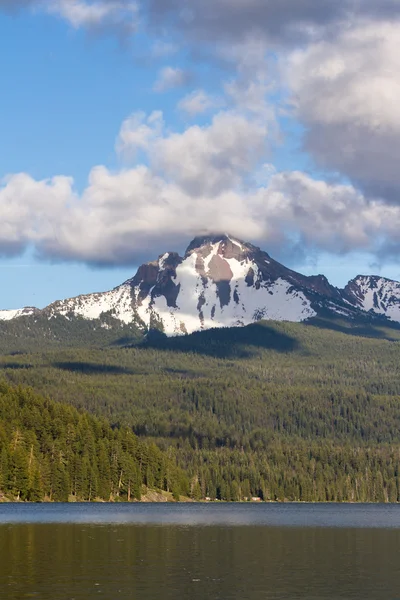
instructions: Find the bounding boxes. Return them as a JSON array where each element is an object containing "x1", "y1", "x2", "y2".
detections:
[
  {"x1": 130, "y1": 253, "x2": 183, "y2": 309},
  {"x1": 344, "y1": 275, "x2": 400, "y2": 322},
  {"x1": 2, "y1": 234, "x2": 400, "y2": 335}
]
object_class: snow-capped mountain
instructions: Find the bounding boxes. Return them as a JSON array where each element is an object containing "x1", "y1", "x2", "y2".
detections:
[
  {"x1": 124, "y1": 234, "x2": 358, "y2": 334},
  {"x1": 0, "y1": 235, "x2": 399, "y2": 335},
  {"x1": 344, "y1": 275, "x2": 400, "y2": 322},
  {"x1": 0, "y1": 307, "x2": 38, "y2": 321}
]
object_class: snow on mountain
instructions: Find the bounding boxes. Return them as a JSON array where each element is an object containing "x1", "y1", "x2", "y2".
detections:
[
  {"x1": 131, "y1": 240, "x2": 316, "y2": 335},
  {"x1": 344, "y1": 275, "x2": 400, "y2": 322},
  {"x1": 0, "y1": 307, "x2": 37, "y2": 321},
  {"x1": 44, "y1": 284, "x2": 134, "y2": 324},
  {"x1": 1, "y1": 235, "x2": 400, "y2": 334}
]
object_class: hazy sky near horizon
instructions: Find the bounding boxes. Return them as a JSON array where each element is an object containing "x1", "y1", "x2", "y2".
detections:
[{"x1": 2, "y1": 0, "x2": 400, "y2": 308}]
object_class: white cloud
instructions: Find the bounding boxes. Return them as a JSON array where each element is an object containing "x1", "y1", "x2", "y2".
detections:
[
  {"x1": 116, "y1": 108, "x2": 270, "y2": 196},
  {"x1": 0, "y1": 173, "x2": 74, "y2": 256},
  {"x1": 4, "y1": 0, "x2": 400, "y2": 268},
  {"x1": 155, "y1": 111, "x2": 269, "y2": 195},
  {"x1": 259, "y1": 171, "x2": 397, "y2": 255},
  {"x1": 39, "y1": 165, "x2": 265, "y2": 265},
  {"x1": 46, "y1": 0, "x2": 138, "y2": 32},
  {"x1": 153, "y1": 66, "x2": 192, "y2": 92},
  {"x1": 3, "y1": 147, "x2": 400, "y2": 266},
  {"x1": 286, "y1": 21, "x2": 400, "y2": 201},
  {"x1": 178, "y1": 90, "x2": 221, "y2": 116},
  {"x1": 2, "y1": 97, "x2": 399, "y2": 267},
  {"x1": 116, "y1": 111, "x2": 164, "y2": 159}
]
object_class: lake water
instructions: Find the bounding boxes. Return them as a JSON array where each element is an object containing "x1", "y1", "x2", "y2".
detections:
[{"x1": 1, "y1": 503, "x2": 400, "y2": 599}]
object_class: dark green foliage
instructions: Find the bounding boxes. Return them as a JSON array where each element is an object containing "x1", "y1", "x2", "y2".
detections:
[
  {"x1": 0, "y1": 314, "x2": 143, "y2": 354},
  {"x1": 176, "y1": 442, "x2": 400, "y2": 502},
  {"x1": 0, "y1": 382, "x2": 187, "y2": 502},
  {"x1": 1, "y1": 319, "x2": 400, "y2": 501},
  {"x1": 3, "y1": 321, "x2": 400, "y2": 448}
]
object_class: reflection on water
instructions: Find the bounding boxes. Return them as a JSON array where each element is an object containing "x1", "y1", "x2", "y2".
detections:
[
  {"x1": 1, "y1": 505, "x2": 400, "y2": 599},
  {"x1": 2, "y1": 502, "x2": 400, "y2": 527}
]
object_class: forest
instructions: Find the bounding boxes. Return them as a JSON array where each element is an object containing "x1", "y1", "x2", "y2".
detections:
[
  {"x1": 1, "y1": 317, "x2": 400, "y2": 502},
  {"x1": 0, "y1": 382, "x2": 188, "y2": 502}
]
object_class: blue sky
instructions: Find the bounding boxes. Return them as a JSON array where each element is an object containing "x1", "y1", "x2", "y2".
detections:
[{"x1": 1, "y1": 1, "x2": 400, "y2": 309}]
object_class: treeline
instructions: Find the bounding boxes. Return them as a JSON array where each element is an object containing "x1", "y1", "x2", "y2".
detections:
[
  {"x1": 0, "y1": 313, "x2": 143, "y2": 353},
  {"x1": 0, "y1": 382, "x2": 188, "y2": 502},
  {"x1": 1, "y1": 320, "x2": 400, "y2": 501},
  {"x1": 1, "y1": 380, "x2": 400, "y2": 502},
  {"x1": 175, "y1": 442, "x2": 400, "y2": 502},
  {"x1": 4, "y1": 324, "x2": 400, "y2": 451}
]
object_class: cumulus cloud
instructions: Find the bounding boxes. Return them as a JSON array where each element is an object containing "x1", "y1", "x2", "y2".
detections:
[
  {"x1": 153, "y1": 66, "x2": 192, "y2": 92},
  {"x1": 39, "y1": 166, "x2": 265, "y2": 265},
  {"x1": 3, "y1": 0, "x2": 400, "y2": 45},
  {"x1": 117, "y1": 109, "x2": 270, "y2": 196},
  {"x1": 4, "y1": 0, "x2": 400, "y2": 267},
  {"x1": 0, "y1": 105, "x2": 273, "y2": 264},
  {"x1": 1, "y1": 53, "x2": 399, "y2": 268},
  {"x1": 0, "y1": 173, "x2": 74, "y2": 257},
  {"x1": 145, "y1": 0, "x2": 400, "y2": 47},
  {"x1": 178, "y1": 90, "x2": 221, "y2": 116},
  {"x1": 260, "y1": 172, "x2": 398, "y2": 255},
  {"x1": 3, "y1": 161, "x2": 400, "y2": 267},
  {"x1": 116, "y1": 111, "x2": 164, "y2": 159},
  {"x1": 0, "y1": 0, "x2": 138, "y2": 33},
  {"x1": 286, "y1": 22, "x2": 400, "y2": 201},
  {"x1": 2, "y1": 105, "x2": 400, "y2": 266},
  {"x1": 46, "y1": 0, "x2": 138, "y2": 33}
]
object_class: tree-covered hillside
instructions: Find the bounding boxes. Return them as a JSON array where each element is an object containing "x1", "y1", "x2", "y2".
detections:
[
  {"x1": 0, "y1": 382, "x2": 188, "y2": 502},
  {"x1": 1, "y1": 319, "x2": 400, "y2": 501},
  {"x1": 3, "y1": 320, "x2": 400, "y2": 448},
  {"x1": 0, "y1": 313, "x2": 143, "y2": 353}
]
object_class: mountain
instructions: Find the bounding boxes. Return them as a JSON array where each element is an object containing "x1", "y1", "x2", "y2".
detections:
[
  {"x1": 344, "y1": 275, "x2": 400, "y2": 322},
  {"x1": 0, "y1": 307, "x2": 38, "y2": 321},
  {"x1": 1, "y1": 234, "x2": 399, "y2": 335}
]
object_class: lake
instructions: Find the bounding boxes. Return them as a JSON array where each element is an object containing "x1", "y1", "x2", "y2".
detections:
[{"x1": 1, "y1": 503, "x2": 400, "y2": 599}]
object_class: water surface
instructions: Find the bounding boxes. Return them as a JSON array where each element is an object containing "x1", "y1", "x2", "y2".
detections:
[{"x1": 1, "y1": 503, "x2": 400, "y2": 599}]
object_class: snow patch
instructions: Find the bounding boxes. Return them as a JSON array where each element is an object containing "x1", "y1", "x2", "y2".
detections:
[
  {"x1": 227, "y1": 235, "x2": 245, "y2": 251},
  {"x1": 130, "y1": 251, "x2": 316, "y2": 335},
  {"x1": 0, "y1": 308, "x2": 35, "y2": 321},
  {"x1": 158, "y1": 253, "x2": 170, "y2": 270},
  {"x1": 47, "y1": 284, "x2": 135, "y2": 324},
  {"x1": 352, "y1": 276, "x2": 400, "y2": 323}
]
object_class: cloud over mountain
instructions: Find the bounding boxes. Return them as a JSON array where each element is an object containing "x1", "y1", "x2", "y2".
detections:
[
  {"x1": 2, "y1": 0, "x2": 400, "y2": 268},
  {"x1": 2, "y1": 143, "x2": 400, "y2": 266}
]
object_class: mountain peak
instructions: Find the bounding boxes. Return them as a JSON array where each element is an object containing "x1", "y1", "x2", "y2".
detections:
[
  {"x1": 4, "y1": 235, "x2": 400, "y2": 336},
  {"x1": 185, "y1": 233, "x2": 254, "y2": 258}
]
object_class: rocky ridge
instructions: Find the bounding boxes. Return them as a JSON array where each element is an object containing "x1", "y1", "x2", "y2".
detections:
[{"x1": 0, "y1": 234, "x2": 399, "y2": 335}]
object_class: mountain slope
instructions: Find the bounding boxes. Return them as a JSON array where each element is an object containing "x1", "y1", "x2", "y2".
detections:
[
  {"x1": 1, "y1": 234, "x2": 400, "y2": 335},
  {"x1": 2, "y1": 320, "x2": 400, "y2": 501},
  {"x1": 129, "y1": 235, "x2": 320, "y2": 334},
  {"x1": 0, "y1": 381, "x2": 188, "y2": 501},
  {"x1": 344, "y1": 275, "x2": 400, "y2": 321},
  {"x1": 0, "y1": 307, "x2": 38, "y2": 321}
]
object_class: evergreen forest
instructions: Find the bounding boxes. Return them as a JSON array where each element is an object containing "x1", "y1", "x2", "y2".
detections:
[{"x1": 1, "y1": 316, "x2": 400, "y2": 502}]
